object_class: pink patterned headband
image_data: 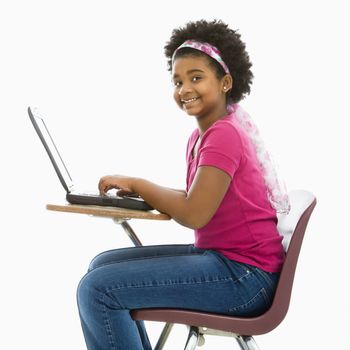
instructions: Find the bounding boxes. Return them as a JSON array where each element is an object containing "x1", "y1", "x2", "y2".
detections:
[{"x1": 172, "y1": 40, "x2": 230, "y2": 75}]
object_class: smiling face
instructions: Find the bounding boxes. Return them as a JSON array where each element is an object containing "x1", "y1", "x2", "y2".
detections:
[{"x1": 172, "y1": 55, "x2": 230, "y2": 125}]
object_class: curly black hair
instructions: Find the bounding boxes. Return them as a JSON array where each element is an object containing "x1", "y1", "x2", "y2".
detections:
[{"x1": 164, "y1": 19, "x2": 253, "y2": 103}]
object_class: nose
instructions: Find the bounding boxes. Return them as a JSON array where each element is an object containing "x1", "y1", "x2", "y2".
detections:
[{"x1": 178, "y1": 81, "x2": 193, "y2": 96}]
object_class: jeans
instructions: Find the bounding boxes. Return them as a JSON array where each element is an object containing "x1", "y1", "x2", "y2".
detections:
[{"x1": 77, "y1": 244, "x2": 279, "y2": 350}]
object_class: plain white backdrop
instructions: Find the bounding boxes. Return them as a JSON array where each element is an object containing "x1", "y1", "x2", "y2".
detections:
[{"x1": 1, "y1": 0, "x2": 349, "y2": 349}]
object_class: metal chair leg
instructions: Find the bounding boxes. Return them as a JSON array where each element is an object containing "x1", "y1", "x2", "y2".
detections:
[
  {"x1": 154, "y1": 323, "x2": 174, "y2": 350},
  {"x1": 184, "y1": 326, "x2": 200, "y2": 350},
  {"x1": 235, "y1": 335, "x2": 260, "y2": 350}
]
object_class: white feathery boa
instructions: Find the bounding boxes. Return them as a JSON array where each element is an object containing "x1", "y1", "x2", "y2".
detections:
[{"x1": 229, "y1": 104, "x2": 290, "y2": 214}]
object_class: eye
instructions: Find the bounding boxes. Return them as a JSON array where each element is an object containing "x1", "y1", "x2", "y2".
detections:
[
  {"x1": 173, "y1": 80, "x2": 182, "y2": 87},
  {"x1": 192, "y1": 76, "x2": 202, "y2": 82}
]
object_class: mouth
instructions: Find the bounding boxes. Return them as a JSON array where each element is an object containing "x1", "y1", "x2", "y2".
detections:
[{"x1": 181, "y1": 97, "x2": 199, "y2": 105}]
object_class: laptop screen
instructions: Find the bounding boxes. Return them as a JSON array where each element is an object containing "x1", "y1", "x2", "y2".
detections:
[{"x1": 28, "y1": 107, "x2": 74, "y2": 193}]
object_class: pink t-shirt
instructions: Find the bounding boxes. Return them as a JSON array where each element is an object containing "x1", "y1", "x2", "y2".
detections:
[{"x1": 186, "y1": 112, "x2": 285, "y2": 272}]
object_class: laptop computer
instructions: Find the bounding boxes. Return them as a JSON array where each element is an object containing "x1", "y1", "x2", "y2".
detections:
[{"x1": 28, "y1": 106, "x2": 153, "y2": 211}]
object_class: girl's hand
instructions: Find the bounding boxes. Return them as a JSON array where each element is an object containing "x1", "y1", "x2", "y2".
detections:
[{"x1": 98, "y1": 175, "x2": 138, "y2": 197}]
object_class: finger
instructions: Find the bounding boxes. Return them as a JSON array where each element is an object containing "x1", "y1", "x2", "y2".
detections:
[
  {"x1": 98, "y1": 178, "x2": 105, "y2": 194},
  {"x1": 98, "y1": 177, "x2": 111, "y2": 194}
]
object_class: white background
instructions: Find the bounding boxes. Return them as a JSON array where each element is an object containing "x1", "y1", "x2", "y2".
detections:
[{"x1": 1, "y1": 1, "x2": 349, "y2": 349}]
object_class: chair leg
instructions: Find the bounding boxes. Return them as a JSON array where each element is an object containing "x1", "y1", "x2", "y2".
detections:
[
  {"x1": 184, "y1": 326, "x2": 200, "y2": 350},
  {"x1": 154, "y1": 323, "x2": 174, "y2": 350},
  {"x1": 235, "y1": 335, "x2": 260, "y2": 350}
]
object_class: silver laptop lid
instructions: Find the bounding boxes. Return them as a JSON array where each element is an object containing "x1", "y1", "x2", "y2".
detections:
[{"x1": 28, "y1": 106, "x2": 74, "y2": 193}]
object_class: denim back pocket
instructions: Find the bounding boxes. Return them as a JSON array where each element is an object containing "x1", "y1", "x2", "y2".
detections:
[{"x1": 229, "y1": 287, "x2": 271, "y2": 317}]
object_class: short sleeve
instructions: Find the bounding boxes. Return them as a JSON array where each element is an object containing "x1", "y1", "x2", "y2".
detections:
[{"x1": 197, "y1": 121, "x2": 242, "y2": 178}]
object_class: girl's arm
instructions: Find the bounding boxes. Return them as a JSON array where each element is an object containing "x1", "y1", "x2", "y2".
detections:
[
  {"x1": 98, "y1": 166, "x2": 231, "y2": 229},
  {"x1": 166, "y1": 188, "x2": 187, "y2": 195}
]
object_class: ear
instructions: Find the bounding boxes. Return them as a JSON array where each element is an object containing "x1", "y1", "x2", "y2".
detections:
[{"x1": 222, "y1": 74, "x2": 233, "y2": 93}]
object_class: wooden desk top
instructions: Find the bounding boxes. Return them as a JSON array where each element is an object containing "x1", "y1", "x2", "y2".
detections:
[{"x1": 46, "y1": 203, "x2": 171, "y2": 221}]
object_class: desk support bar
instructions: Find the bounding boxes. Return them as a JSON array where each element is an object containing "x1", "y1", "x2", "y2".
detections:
[{"x1": 113, "y1": 219, "x2": 143, "y2": 247}]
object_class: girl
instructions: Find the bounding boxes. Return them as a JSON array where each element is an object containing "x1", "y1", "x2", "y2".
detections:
[{"x1": 77, "y1": 19, "x2": 290, "y2": 350}]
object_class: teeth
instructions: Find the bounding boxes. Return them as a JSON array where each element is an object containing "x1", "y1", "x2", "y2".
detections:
[{"x1": 182, "y1": 97, "x2": 198, "y2": 103}]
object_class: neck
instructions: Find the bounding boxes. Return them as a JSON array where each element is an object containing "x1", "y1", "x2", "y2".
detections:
[{"x1": 196, "y1": 105, "x2": 228, "y2": 135}]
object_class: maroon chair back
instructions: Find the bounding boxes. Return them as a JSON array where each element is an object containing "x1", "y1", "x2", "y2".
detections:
[{"x1": 132, "y1": 191, "x2": 316, "y2": 336}]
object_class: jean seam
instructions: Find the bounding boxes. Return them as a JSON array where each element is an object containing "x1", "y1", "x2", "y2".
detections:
[
  {"x1": 103, "y1": 277, "x2": 233, "y2": 294},
  {"x1": 261, "y1": 285, "x2": 272, "y2": 306},
  {"x1": 254, "y1": 267, "x2": 278, "y2": 291},
  {"x1": 101, "y1": 293, "x2": 117, "y2": 350},
  {"x1": 89, "y1": 252, "x2": 208, "y2": 272},
  {"x1": 231, "y1": 270, "x2": 251, "y2": 284}
]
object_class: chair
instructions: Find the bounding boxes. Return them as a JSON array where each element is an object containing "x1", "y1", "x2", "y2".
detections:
[{"x1": 131, "y1": 190, "x2": 317, "y2": 350}]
